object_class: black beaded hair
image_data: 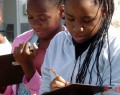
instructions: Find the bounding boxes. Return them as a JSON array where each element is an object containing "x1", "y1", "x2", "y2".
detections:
[{"x1": 63, "y1": 0, "x2": 114, "y2": 86}]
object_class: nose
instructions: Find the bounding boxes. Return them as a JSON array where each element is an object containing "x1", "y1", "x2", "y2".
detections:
[{"x1": 73, "y1": 23, "x2": 84, "y2": 34}]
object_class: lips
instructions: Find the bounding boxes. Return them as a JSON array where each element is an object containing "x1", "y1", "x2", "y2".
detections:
[
  {"x1": 72, "y1": 34, "x2": 86, "y2": 43},
  {"x1": 73, "y1": 34, "x2": 85, "y2": 38}
]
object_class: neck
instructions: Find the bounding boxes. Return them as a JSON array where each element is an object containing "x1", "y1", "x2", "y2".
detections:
[
  {"x1": 0, "y1": 34, "x2": 5, "y2": 44},
  {"x1": 38, "y1": 25, "x2": 64, "y2": 49},
  {"x1": 49, "y1": 24, "x2": 64, "y2": 40},
  {"x1": 38, "y1": 38, "x2": 51, "y2": 49}
]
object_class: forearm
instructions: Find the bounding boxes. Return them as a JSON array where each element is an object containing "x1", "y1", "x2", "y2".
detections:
[{"x1": 21, "y1": 62, "x2": 36, "y2": 82}]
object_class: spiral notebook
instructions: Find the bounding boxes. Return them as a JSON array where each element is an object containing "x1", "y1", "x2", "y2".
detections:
[{"x1": 42, "y1": 83, "x2": 108, "y2": 95}]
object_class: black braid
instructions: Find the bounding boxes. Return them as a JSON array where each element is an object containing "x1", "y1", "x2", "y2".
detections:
[{"x1": 63, "y1": 0, "x2": 114, "y2": 86}]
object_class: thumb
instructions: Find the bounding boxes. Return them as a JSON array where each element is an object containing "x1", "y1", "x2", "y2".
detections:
[{"x1": 32, "y1": 43, "x2": 38, "y2": 56}]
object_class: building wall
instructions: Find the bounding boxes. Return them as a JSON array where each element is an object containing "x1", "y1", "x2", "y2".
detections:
[
  {"x1": 18, "y1": 0, "x2": 31, "y2": 34},
  {"x1": 3, "y1": 0, "x2": 31, "y2": 42},
  {"x1": 3, "y1": 0, "x2": 17, "y2": 41},
  {"x1": 18, "y1": 0, "x2": 28, "y2": 23}
]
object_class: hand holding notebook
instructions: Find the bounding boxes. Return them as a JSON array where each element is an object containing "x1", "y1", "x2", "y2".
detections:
[
  {"x1": 50, "y1": 68, "x2": 71, "y2": 91},
  {"x1": 45, "y1": 68, "x2": 109, "y2": 95}
]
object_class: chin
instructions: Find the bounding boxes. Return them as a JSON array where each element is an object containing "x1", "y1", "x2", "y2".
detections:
[
  {"x1": 76, "y1": 41, "x2": 85, "y2": 44},
  {"x1": 75, "y1": 39, "x2": 87, "y2": 44}
]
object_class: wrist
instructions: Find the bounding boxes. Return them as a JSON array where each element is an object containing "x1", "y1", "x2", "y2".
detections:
[{"x1": 21, "y1": 61, "x2": 36, "y2": 81}]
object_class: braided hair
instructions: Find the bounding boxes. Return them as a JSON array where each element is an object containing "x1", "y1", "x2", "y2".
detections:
[{"x1": 63, "y1": 0, "x2": 114, "y2": 86}]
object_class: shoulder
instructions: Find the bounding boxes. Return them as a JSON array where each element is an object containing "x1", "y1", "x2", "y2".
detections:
[
  {"x1": 50, "y1": 29, "x2": 72, "y2": 47},
  {"x1": 107, "y1": 25, "x2": 120, "y2": 44},
  {"x1": 51, "y1": 26, "x2": 71, "y2": 43},
  {"x1": 108, "y1": 25, "x2": 120, "y2": 38},
  {"x1": 105, "y1": 25, "x2": 120, "y2": 55}
]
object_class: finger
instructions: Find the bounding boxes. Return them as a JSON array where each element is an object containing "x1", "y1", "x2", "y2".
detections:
[
  {"x1": 19, "y1": 42, "x2": 26, "y2": 53},
  {"x1": 23, "y1": 42, "x2": 31, "y2": 55},
  {"x1": 33, "y1": 43, "x2": 38, "y2": 49},
  {"x1": 50, "y1": 78, "x2": 66, "y2": 91},
  {"x1": 65, "y1": 82, "x2": 71, "y2": 86},
  {"x1": 32, "y1": 43, "x2": 38, "y2": 56},
  {"x1": 51, "y1": 76, "x2": 66, "y2": 87},
  {"x1": 57, "y1": 76, "x2": 66, "y2": 84},
  {"x1": 54, "y1": 80, "x2": 66, "y2": 88},
  {"x1": 13, "y1": 47, "x2": 18, "y2": 57}
]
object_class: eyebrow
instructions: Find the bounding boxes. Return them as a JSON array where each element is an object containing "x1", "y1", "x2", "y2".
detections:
[
  {"x1": 82, "y1": 16, "x2": 94, "y2": 19},
  {"x1": 65, "y1": 12, "x2": 94, "y2": 19},
  {"x1": 65, "y1": 12, "x2": 73, "y2": 17}
]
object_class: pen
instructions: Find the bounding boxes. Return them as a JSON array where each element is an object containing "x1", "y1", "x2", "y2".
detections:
[{"x1": 50, "y1": 68, "x2": 58, "y2": 77}]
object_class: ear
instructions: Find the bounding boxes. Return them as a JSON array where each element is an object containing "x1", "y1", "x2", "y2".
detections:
[
  {"x1": 102, "y1": 7, "x2": 106, "y2": 19},
  {"x1": 59, "y1": 4, "x2": 65, "y2": 19}
]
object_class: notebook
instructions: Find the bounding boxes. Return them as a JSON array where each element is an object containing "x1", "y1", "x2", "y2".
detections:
[
  {"x1": 42, "y1": 83, "x2": 108, "y2": 95},
  {"x1": 0, "y1": 54, "x2": 24, "y2": 86},
  {"x1": 0, "y1": 33, "x2": 38, "y2": 86}
]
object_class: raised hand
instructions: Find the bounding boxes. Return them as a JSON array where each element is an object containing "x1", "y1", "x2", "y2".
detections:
[{"x1": 13, "y1": 42, "x2": 38, "y2": 81}]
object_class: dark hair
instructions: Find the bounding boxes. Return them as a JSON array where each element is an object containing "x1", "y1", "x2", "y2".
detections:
[
  {"x1": 27, "y1": 0, "x2": 63, "y2": 5},
  {"x1": 64, "y1": 0, "x2": 114, "y2": 86},
  {"x1": 55, "y1": 0, "x2": 63, "y2": 4}
]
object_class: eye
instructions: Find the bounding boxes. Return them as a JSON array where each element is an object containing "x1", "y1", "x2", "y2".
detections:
[
  {"x1": 66, "y1": 17, "x2": 74, "y2": 21},
  {"x1": 39, "y1": 16, "x2": 49, "y2": 21},
  {"x1": 83, "y1": 17, "x2": 95, "y2": 23}
]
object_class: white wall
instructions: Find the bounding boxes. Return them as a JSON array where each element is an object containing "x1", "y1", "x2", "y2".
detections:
[
  {"x1": 112, "y1": 0, "x2": 120, "y2": 29},
  {"x1": 18, "y1": 0, "x2": 28, "y2": 23},
  {"x1": 3, "y1": 0, "x2": 17, "y2": 23}
]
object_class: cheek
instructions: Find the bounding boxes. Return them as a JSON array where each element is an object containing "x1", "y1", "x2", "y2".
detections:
[
  {"x1": 28, "y1": 19, "x2": 35, "y2": 26},
  {"x1": 47, "y1": 19, "x2": 61, "y2": 30},
  {"x1": 84, "y1": 24, "x2": 100, "y2": 37},
  {"x1": 84, "y1": 19, "x2": 102, "y2": 36},
  {"x1": 41, "y1": 21, "x2": 59, "y2": 33},
  {"x1": 66, "y1": 21, "x2": 73, "y2": 31},
  {"x1": 0, "y1": 16, "x2": 2, "y2": 24},
  {"x1": 66, "y1": 21, "x2": 100, "y2": 38}
]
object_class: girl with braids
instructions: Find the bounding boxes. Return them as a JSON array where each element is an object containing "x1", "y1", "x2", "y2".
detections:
[
  {"x1": 2, "y1": 0, "x2": 64, "y2": 95},
  {"x1": 40, "y1": 0, "x2": 120, "y2": 94}
]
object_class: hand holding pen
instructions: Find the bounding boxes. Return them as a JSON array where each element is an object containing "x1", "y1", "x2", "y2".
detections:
[{"x1": 50, "y1": 68, "x2": 71, "y2": 91}]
